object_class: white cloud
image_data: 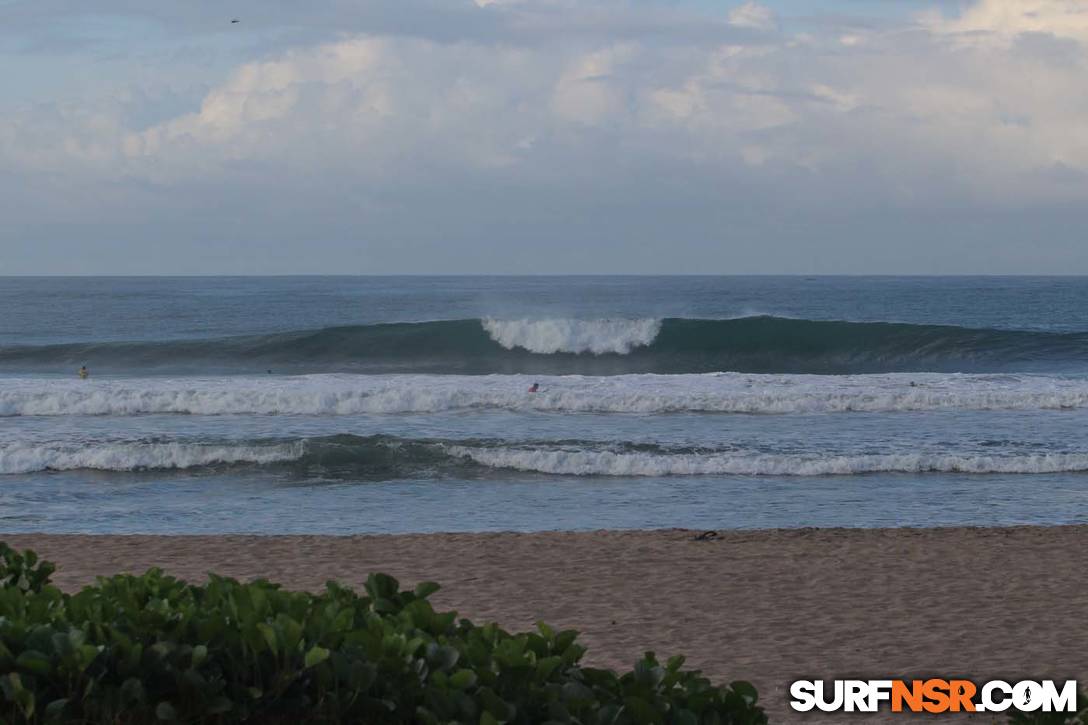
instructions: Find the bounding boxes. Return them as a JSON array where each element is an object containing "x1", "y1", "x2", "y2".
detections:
[
  {"x1": 550, "y1": 45, "x2": 635, "y2": 125},
  {"x1": 927, "y1": 0, "x2": 1088, "y2": 44},
  {"x1": 728, "y1": 2, "x2": 777, "y2": 31},
  {"x1": 7, "y1": 0, "x2": 1088, "y2": 272},
  {"x1": 6, "y1": 0, "x2": 1088, "y2": 205}
]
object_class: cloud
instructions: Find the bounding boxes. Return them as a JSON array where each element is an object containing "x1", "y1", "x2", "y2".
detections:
[
  {"x1": 6, "y1": 0, "x2": 1088, "y2": 272},
  {"x1": 23, "y1": 0, "x2": 1080, "y2": 199},
  {"x1": 550, "y1": 44, "x2": 636, "y2": 125},
  {"x1": 927, "y1": 0, "x2": 1088, "y2": 44},
  {"x1": 728, "y1": 2, "x2": 777, "y2": 31}
]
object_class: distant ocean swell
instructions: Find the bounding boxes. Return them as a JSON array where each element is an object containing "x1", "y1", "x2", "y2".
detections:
[
  {"x1": 7, "y1": 434, "x2": 1088, "y2": 477},
  {"x1": 3, "y1": 317, "x2": 1088, "y2": 375},
  {"x1": 5, "y1": 372, "x2": 1088, "y2": 416}
]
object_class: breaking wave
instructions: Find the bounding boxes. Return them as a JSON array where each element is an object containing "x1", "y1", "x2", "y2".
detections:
[
  {"x1": 2, "y1": 316, "x2": 1088, "y2": 375},
  {"x1": 0, "y1": 441, "x2": 303, "y2": 475},
  {"x1": 449, "y1": 446, "x2": 1088, "y2": 477},
  {"x1": 481, "y1": 318, "x2": 661, "y2": 354},
  {"x1": 8, "y1": 434, "x2": 1088, "y2": 477},
  {"x1": 5, "y1": 372, "x2": 1088, "y2": 417}
]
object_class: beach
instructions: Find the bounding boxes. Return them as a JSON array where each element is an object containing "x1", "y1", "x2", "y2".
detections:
[{"x1": 5, "y1": 525, "x2": 1086, "y2": 722}]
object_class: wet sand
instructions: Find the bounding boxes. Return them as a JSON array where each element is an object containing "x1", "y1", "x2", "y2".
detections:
[{"x1": 4, "y1": 526, "x2": 1087, "y2": 722}]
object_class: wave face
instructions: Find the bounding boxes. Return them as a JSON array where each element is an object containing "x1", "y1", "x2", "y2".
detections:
[
  {"x1": 6, "y1": 372, "x2": 1088, "y2": 417},
  {"x1": 8, "y1": 434, "x2": 1088, "y2": 477},
  {"x1": 3, "y1": 317, "x2": 1088, "y2": 375}
]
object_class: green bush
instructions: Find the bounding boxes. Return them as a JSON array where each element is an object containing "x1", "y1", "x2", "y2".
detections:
[{"x1": 0, "y1": 542, "x2": 767, "y2": 724}]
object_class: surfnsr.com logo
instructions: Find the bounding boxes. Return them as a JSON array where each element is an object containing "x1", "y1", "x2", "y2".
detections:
[{"x1": 790, "y1": 679, "x2": 1078, "y2": 714}]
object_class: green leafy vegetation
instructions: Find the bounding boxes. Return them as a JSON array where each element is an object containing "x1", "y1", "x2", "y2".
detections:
[{"x1": 0, "y1": 542, "x2": 767, "y2": 724}]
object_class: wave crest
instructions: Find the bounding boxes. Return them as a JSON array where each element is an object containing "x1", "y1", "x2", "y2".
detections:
[
  {"x1": 481, "y1": 318, "x2": 661, "y2": 355},
  {"x1": 0, "y1": 441, "x2": 302, "y2": 475}
]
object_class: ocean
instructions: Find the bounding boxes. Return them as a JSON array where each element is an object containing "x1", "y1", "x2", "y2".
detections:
[{"x1": 4, "y1": 275, "x2": 1088, "y2": 534}]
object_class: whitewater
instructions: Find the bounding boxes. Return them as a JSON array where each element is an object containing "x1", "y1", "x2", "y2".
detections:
[
  {"x1": 6, "y1": 372, "x2": 1088, "y2": 417},
  {"x1": 481, "y1": 318, "x2": 661, "y2": 354},
  {"x1": 8, "y1": 435, "x2": 1088, "y2": 477}
]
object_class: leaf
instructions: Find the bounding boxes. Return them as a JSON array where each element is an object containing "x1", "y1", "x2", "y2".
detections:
[
  {"x1": 414, "y1": 581, "x2": 441, "y2": 599},
  {"x1": 304, "y1": 645, "x2": 330, "y2": 668},
  {"x1": 536, "y1": 656, "x2": 563, "y2": 681},
  {"x1": 623, "y1": 695, "x2": 664, "y2": 725},
  {"x1": 480, "y1": 688, "x2": 516, "y2": 721},
  {"x1": 432, "y1": 644, "x2": 460, "y2": 670},
  {"x1": 365, "y1": 573, "x2": 401, "y2": 603},
  {"x1": 279, "y1": 615, "x2": 303, "y2": 652},
  {"x1": 729, "y1": 680, "x2": 759, "y2": 705},
  {"x1": 0, "y1": 672, "x2": 23, "y2": 700},
  {"x1": 257, "y1": 622, "x2": 279, "y2": 654},
  {"x1": 44, "y1": 697, "x2": 68, "y2": 719},
  {"x1": 449, "y1": 669, "x2": 477, "y2": 690},
  {"x1": 634, "y1": 658, "x2": 665, "y2": 689},
  {"x1": 77, "y1": 644, "x2": 101, "y2": 670},
  {"x1": 15, "y1": 650, "x2": 51, "y2": 676},
  {"x1": 555, "y1": 630, "x2": 579, "y2": 653},
  {"x1": 13, "y1": 687, "x2": 34, "y2": 718}
]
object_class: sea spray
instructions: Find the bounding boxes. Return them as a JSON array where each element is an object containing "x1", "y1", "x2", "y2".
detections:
[{"x1": 482, "y1": 318, "x2": 661, "y2": 354}]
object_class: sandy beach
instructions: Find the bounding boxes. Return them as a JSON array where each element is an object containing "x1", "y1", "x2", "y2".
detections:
[{"x1": 3, "y1": 526, "x2": 1086, "y2": 722}]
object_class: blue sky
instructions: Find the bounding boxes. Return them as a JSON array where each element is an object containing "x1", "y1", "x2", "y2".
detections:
[{"x1": 2, "y1": 0, "x2": 1086, "y2": 274}]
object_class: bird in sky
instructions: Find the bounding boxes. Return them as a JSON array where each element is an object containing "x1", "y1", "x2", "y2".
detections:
[{"x1": 231, "y1": 19, "x2": 240, "y2": 23}]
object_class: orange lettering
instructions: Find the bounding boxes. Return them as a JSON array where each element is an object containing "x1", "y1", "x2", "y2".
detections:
[
  {"x1": 949, "y1": 680, "x2": 976, "y2": 712},
  {"x1": 922, "y1": 679, "x2": 951, "y2": 713},
  {"x1": 892, "y1": 680, "x2": 924, "y2": 713}
]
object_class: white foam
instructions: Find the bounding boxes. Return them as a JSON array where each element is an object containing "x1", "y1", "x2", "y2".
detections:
[
  {"x1": 449, "y1": 446, "x2": 1088, "y2": 476},
  {"x1": 10, "y1": 435, "x2": 1086, "y2": 477},
  {"x1": 481, "y1": 318, "x2": 661, "y2": 354},
  {"x1": 4, "y1": 372, "x2": 1088, "y2": 417},
  {"x1": 0, "y1": 441, "x2": 303, "y2": 475}
]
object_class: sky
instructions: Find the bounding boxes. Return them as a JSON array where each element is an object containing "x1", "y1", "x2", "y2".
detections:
[{"x1": 3, "y1": 0, "x2": 1088, "y2": 275}]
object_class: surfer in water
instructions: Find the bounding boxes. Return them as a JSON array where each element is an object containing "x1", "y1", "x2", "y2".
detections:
[
  {"x1": 78, "y1": 366, "x2": 89, "y2": 379},
  {"x1": 528, "y1": 382, "x2": 540, "y2": 393}
]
